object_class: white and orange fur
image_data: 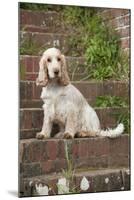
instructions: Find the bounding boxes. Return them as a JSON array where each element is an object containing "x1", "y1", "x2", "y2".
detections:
[{"x1": 36, "y1": 47, "x2": 124, "y2": 139}]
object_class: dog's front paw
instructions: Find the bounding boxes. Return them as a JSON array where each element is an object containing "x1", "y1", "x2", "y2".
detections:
[
  {"x1": 63, "y1": 132, "x2": 73, "y2": 139},
  {"x1": 36, "y1": 132, "x2": 49, "y2": 139},
  {"x1": 75, "y1": 131, "x2": 87, "y2": 138}
]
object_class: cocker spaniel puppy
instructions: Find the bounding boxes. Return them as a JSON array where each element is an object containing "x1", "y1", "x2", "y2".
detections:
[{"x1": 36, "y1": 47, "x2": 124, "y2": 139}]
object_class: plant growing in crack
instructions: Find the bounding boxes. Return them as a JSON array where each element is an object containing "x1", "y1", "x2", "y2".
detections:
[
  {"x1": 63, "y1": 7, "x2": 129, "y2": 81},
  {"x1": 57, "y1": 142, "x2": 80, "y2": 194},
  {"x1": 20, "y1": 34, "x2": 46, "y2": 55},
  {"x1": 95, "y1": 95, "x2": 128, "y2": 108}
]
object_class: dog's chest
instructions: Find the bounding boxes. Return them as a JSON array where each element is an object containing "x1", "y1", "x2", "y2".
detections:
[{"x1": 41, "y1": 86, "x2": 67, "y2": 117}]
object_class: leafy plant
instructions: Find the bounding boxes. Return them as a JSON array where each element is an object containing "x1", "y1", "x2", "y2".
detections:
[
  {"x1": 20, "y1": 3, "x2": 55, "y2": 11},
  {"x1": 58, "y1": 142, "x2": 80, "y2": 194},
  {"x1": 63, "y1": 6, "x2": 129, "y2": 81},
  {"x1": 63, "y1": 6, "x2": 96, "y2": 26},
  {"x1": 20, "y1": 35, "x2": 45, "y2": 55},
  {"x1": 95, "y1": 95, "x2": 128, "y2": 108},
  {"x1": 20, "y1": 4, "x2": 129, "y2": 81},
  {"x1": 62, "y1": 142, "x2": 74, "y2": 181}
]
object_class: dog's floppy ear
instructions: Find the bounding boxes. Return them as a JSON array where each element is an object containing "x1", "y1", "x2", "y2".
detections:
[
  {"x1": 36, "y1": 55, "x2": 48, "y2": 86},
  {"x1": 60, "y1": 55, "x2": 70, "y2": 86}
]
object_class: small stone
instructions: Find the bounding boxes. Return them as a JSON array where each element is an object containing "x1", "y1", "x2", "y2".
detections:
[
  {"x1": 121, "y1": 186, "x2": 125, "y2": 190},
  {"x1": 80, "y1": 176, "x2": 90, "y2": 191},
  {"x1": 105, "y1": 177, "x2": 109, "y2": 184},
  {"x1": 117, "y1": 176, "x2": 120, "y2": 180},
  {"x1": 35, "y1": 184, "x2": 49, "y2": 195},
  {"x1": 42, "y1": 21, "x2": 46, "y2": 26},
  {"x1": 126, "y1": 169, "x2": 130, "y2": 175},
  {"x1": 29, "y1": 181, "x2": 33, "y2": 186},
  {"x1": 57, "y1": 177, "x2": 69, "y2": 194},
  {"x1": 58, "y1": 177, "x2": 67, "y2": 186}
]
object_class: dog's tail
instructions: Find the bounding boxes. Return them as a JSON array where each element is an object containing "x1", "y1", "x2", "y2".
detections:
[{"x1": 97, "y1": 123, "x2": 124, "y2": 138}]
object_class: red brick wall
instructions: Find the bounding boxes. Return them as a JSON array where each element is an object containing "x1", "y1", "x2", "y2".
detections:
[{"x1": 98, "y1": 8, "x2": 130, "y2": 51}]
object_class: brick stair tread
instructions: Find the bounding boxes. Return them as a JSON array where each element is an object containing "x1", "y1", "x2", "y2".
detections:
[
  {"x1": 20, "y1": 80, "x2": 129, "y2": 83},
  {"x1": 20, "y1": 9, "x2": 60, "y2": 26},
  {"x1": 20, "y1": 24, "x2": 68, "y2": 34},
  {"x1": 21, "y1": 73, "x2": 88, "y2": 82},
  {"x1": 20, "y1": 9, "x2": 73, "y2": 34},
  {"x1": 21, "y1": 30, "x2": 68, "y2": 36},
  {"x1": 20, "y1": 106, "x2": 128, "y2": 110},
  {"x1": 20, "y1": 55, "x2": 87, "y2": 81},
  {"x1": 20, "y1": 9, "x2": 59, "y2": 15},
  {"x1": 20, "y1": 100, "x2": 42, "y2": 108},
  {"x1": 20, "y1": 128, "x2": 41, "y2": 139},
  {"x1": 20, "y1": 135, "x2": 129, "y2": 174},
  {"x1": 20, "y1": 31, "x2": 70, "y2": 55},
  {"x1": 20, "y1": 80, "x2": 129, "y2": 102},
  {"x1": 21, "y1": 167, "x2": 130, "y2": 180},
  {"x1": 20, "y1": 99, "x2": 105, "y2": 108},
  {"x1": 20, "y1": 107, "x2": 128, "y2": 138},
  {"x1": 20, "y1": 133, "x2": 129, "y2": 142},
  {"x1": 20, "y1": 20, "x2": 70, "y2": 33},
  {"x1": 20, "y1": 99, "x2": 95, "y2": 108},
  {"x1": 19, "y1": 167, "x2": 130, "y2": 197}
]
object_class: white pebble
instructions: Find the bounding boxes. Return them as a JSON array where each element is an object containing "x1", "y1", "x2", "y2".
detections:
[{"x1": 80, "y1": 176, "x2": 90, "y2": 191}]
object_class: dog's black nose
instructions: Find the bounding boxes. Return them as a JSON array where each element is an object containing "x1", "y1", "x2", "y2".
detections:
[{"x1": 54, "y1": 70, "x2": 59, "y2": 75}]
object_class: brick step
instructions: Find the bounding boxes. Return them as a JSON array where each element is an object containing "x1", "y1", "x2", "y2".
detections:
[
  {"x1": 20, "y1": 9, "x2": 74, "y2": 34},
  {"x1": 19, "y1": 135, "x2": 129, "y2": 177},
  {"x1": 21, "y1": 71, "x2": 87, "y2": 82},
  {"x1": 20, "y1": 107, "x2": 128, "y2": 139},
  {"x1": 20, "y1": 99, "x2": 94, "y2": 109},
  {"x1": 20, "y1": 125, "x2": 59, "y2": 140},
  {"x1": 20, "y1": 10, "x2": 65, "y2": 33},
  {"x1": 20, "y1": 55, "x2": 87, "y2": 81},
  {"x1": 19, "y1": 167, "x2": 130, "y2": 197},
  {"x1": 20, "y1": 31, "x2": 70, "y2": 56},
  {"x1": 20, "y1": 100, "x2": 42, "y2": 108},
  {"x1": 20, "y1": 55, "x2": 86, "y2": 73},
  {"x1": 20, "y1": 80, "x2": 129, "y2": 103}
]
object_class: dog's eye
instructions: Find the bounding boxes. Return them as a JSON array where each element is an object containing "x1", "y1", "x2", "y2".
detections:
[
  {"x1": 57, "y1": 57, "x2": 61, "y2": 62},
  {"x1": 47, "y1": 58, "x2": 51, "y2": 62}
]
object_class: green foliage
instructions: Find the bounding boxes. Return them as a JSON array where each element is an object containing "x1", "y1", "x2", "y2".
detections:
[
  {"x1": 20, "y1": 3, "x2": 54, "y2": 11},
  {"x1": 84, "y1": 19, "x2": 129, "y2": 80},
  {"x1": 20, "y1": 36, "x2": 45, "y2": 55},
  {"x1": 62, "y1": 142, "x2": 74, "y2": 181},
  {"x1": 63, "y1": 6, "x2": 129, "y2": 81},
  {"x1": 95, "y1": 95, "x2": 128, "y2": 108},
  {"x1": 63, "y1": 6, "x2": 96, "y2": 27},
  {"x1": 20, "y1": 4, "x2": 129, "y2": 81},
  {"x1": 20, "y1": 2, "x2": 63, "y2": 11},
  {"x1": 60, "y1": 142, "x2": 80, "y2": 194}
]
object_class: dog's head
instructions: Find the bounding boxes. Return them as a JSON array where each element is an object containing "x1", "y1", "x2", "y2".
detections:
[{"x1": 36, "y1": 48, "x2": 70, "y2": 86}]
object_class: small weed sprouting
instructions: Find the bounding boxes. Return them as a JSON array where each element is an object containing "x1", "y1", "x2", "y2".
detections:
[
  {"x1": 57, "y1": 142, "x2": 80, "y2": 194},
  {"x1": 62, "y1": 142, "x2": 74, "y2": 181},
  {"x1": 95, "y1": 95, "x2": 128, "y2": 108},
  {"x1": 20, "y1": 35, "x2": 45, "y2": 55}
]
